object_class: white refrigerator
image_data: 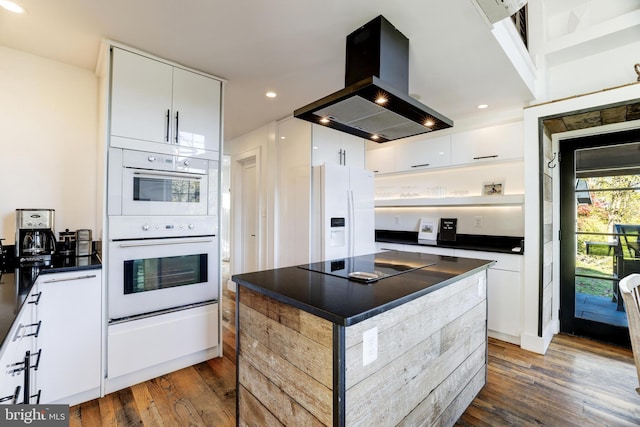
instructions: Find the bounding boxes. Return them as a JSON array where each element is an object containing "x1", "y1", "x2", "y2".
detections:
[{"x1": 311, "y1": 163, "x2": 376, "y2": 262}]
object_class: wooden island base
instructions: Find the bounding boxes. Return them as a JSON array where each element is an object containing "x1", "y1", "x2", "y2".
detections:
[{"x1": 237, "y1": 270, "x2": 488, "y2": 426}]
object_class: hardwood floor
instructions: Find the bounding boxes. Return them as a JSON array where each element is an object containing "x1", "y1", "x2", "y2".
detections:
[{"x1": 70, "y1": 289, "x2": 640, "y2": 426}]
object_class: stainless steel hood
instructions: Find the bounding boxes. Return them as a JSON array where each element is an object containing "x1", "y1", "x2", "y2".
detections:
[{"x1": 294, "y1": 16, "x2": 453, "y2": 143}]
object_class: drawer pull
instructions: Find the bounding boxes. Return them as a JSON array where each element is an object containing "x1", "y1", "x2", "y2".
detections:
[
  {"x1": 472, "y1": 155, "x2": 498, "y2": 160},
  {"x1": 30, "y1": 389, "x2": 41, "y2": 405},
  {"x1": 8, "y1": 349, "x2": 41, "y2": 376},
  {"x1": 411, "y1": 163, "x2": 430, "y2": 168},
  {"x1": 0, "y1": 386, "x2": 20, "y2": 404},
  {"x1": 28, "y1": 291, "x2": 42, "y2": 305},
  {"x1": 13, "y1": 321, "x2": 41, "y2": 341},
  {"x1": 43, "y1": 274, "x2": 97, "y2": 284}
]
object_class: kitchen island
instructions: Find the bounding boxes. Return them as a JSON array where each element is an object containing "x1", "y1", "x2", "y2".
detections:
[{"x1": 232, "y1": 250, "x2": 493, "y2": 426}]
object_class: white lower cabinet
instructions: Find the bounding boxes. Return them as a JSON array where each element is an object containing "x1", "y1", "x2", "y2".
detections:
[
  {"x1": 454, "y1": 249, "x2": 522, "y2": 344},
  {"x1": 35, "y1": 270, "x2": 101, "y2": 405},
  {"x1": 388, "y1": 244, "x2": 523, "y2": 344},
  {"x1": 107, "y1": 303, "x2": 219, "y2": 391}
]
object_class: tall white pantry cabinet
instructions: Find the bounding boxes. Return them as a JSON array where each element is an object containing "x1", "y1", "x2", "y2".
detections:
[{"x1": 98, "y1": 42, "x2": 224, "y2": 394}]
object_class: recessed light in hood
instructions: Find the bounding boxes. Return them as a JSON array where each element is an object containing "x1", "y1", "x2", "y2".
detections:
[{"x1": 294, "y1": 15, "x2": 453, "y2": 143}]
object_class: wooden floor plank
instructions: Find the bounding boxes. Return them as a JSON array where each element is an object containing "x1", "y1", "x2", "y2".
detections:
[
  {"x1": 70, "y1": 289, "x2": 640, "y2": 426},
  {"x1": 129, "y1": 382, "x2": 166, "y2": 427}
]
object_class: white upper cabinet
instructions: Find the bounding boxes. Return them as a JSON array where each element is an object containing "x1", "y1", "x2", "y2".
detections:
[
  {"x1": 394, "y1": 135, "x2": 451, "y2": 172},
  {"x1": 172, "y1": 67, "x2": 221, "y2": 150},
  {"x1": 312, "y1": 125, "x2": 365, "y2": 168},
  {"x1": 110, "y1": 47, "x2": 221, "y2": 153},
  {"x1": 366, "y1": 145, "x2": 396, "y2": 174},
  {"x1": 450, "y1": 121, "x2": 523, "y2": 165}
]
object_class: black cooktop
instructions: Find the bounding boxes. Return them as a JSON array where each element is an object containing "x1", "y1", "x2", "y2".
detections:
[{"x1": 298, "y1": 251, "x2": 436, "y2": 283}]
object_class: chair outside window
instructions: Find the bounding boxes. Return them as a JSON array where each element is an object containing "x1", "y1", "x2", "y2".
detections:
[
  {"x1": 619, "y1": 273, "x2": 640, "y2": 395},
  {"x1": 617, "y1": 224, "x2": 640, "y2": 259}
]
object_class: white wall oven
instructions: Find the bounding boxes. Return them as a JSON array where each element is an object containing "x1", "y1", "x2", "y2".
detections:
[
  {"x1": 107, "y1": 147, "x2": 219, "y2": 322},
  {"x1": 108, "y1": 147, "x2": 217, "y2": 217},
  {"x1": 108, "y1": 235, "x2": 218, "y2": 321}
]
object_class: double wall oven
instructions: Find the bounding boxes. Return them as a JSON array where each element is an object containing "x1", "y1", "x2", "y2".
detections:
[{"x1": 107, "y1": 147, "x2": 219, "y2": 322}]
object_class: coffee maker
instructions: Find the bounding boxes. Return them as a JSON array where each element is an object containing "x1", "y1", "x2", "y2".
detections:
[{"x1": 16, "y1": 209, "x2": 57, "y2": 264}]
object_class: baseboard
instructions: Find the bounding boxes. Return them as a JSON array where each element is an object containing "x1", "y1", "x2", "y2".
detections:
[
  {"x1": 520, "y1": 321, "x2": 557, "y2": 355},
  {"x1": 104, "y1": 346, "x2": 221, "y2": 395},
  {"x1": 488, "y1": 329, "x2": 521, "y2": 346},
  {"x1": 50, "y1": 387, "x2": 101, "y2": 407}
]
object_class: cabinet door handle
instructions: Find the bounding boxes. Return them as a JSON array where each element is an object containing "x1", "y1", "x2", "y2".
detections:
[
  {"x1": 175, "y1": 111, "x2": 180, "y2": 144},
  {"x1": 42, "y1": 274, "x2": 97, "y2": 284},
  {"x1": 472, "y1": 155, "x2": 498, "y2": 160},
  {"x1": 411, "y1": 163, "x2": 430, "y2": 168},
  {"x1": 343, "y1": 149, "x2": 347, "y2": 165},
  {"x1": 22, "y1": 351, "x2": 30, "y2": 404},
  {"x1": 165, "y1": 109, "x2": 170, "y2": 142}
]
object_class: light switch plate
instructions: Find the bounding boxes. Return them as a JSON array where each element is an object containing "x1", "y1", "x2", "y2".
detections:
[{"x1": 362, "y1": 327, "x2": 378, "y2": 366}]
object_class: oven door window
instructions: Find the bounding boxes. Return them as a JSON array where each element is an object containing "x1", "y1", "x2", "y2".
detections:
[
  {"x1": 133, "y1": 176, "x2": 201, "y2": 203},
  {"x1": 124, "y1": 254, "x2": 208, "y2": 294}
]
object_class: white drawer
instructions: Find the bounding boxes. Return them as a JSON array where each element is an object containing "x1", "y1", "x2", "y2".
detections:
[
  {"x1": 108, "y1": 303, "x2": 219, "y2": 379},
  {"x1": 454, "y1": 249, "x2": 522, "y2": 272}
]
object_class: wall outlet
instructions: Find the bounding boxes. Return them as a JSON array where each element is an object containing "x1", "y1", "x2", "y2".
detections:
[
  {"x1": 474, "y1": 216, "x2": 483, "y2": 227},
  {"x1": 362, "y1": 327, "x2": 378, "y2": 366}
]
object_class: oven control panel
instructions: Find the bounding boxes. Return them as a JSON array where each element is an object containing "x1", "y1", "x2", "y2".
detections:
[{"x1": 109, "y1": 216, "x2": 217, "y2": 240}]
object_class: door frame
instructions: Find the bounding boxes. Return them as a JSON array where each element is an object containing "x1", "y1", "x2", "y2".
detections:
[
  {"x1": 556, "y1": 126, "x2": 640, "y2": 346},
  {"x1": 230, "y1": 147, "x2": 262, "y2": 283}
]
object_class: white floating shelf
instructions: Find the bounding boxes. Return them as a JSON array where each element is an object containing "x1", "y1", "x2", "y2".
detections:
[{"x1": 375, "y1": 194, "x2": 524, "y2": 207}]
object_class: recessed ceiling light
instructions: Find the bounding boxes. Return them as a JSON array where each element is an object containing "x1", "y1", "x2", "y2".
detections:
[
  {"x1": 319, "y1": 117, "x2": 330, "y2": 124},
  {"x1": 0, "y1": 0, "x2": 24, "y2": 13},
  {"x1": 424, "y1": 119, "x2": 435, "y2": 127},
  {"x1": 265, "y1": 91, "x2": 277, "y2": 98},
  {"x1": 371, "y1": 134, "x2": 380, "y2": 140},
  {"x1": 280, "y1": 136, "x2": 286, "y2": 139},
  {"x1": 477, "y1": 104, "x2": 489, "y2": 109}
]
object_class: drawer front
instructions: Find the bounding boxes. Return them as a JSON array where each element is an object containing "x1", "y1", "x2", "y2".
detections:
[
  {"x1": 454, "y1": 249, "x2": 522, "y2": 272},
  {"x1": 108, "y1": 303, "x2": 219, "y2": 378}
]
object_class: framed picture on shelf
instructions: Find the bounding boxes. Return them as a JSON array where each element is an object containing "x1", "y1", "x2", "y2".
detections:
[
  {"x1": 482, "y1": 181, "x2": 504, "y2": 196},
  {"x1": 418, "y1": 217, "x2": 438, "y2": 245}
]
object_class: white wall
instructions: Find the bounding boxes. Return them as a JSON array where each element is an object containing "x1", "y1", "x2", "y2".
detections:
[
  {"x1": 0, "y1": 46, "x2": 98, "y2": 245},
  {"x1": 530, "y1": 0, "x2": 640, "y2": 101},
  {"x1": 547, "y1": 41, "x2": 640, "y2": 100},
  {"x1": 226, "y1": 122, "x2": 277, "y2": 277}
]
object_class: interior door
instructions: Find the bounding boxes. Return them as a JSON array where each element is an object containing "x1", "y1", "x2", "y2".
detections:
[
  {"x1": 559, "y1": 130, "x2": 640, "y2": 347},
  {"x1": 240, "y1": 159, "x2": 258, "y2": 273}
]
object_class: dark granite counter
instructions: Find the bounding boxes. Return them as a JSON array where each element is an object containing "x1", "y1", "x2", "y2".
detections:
[
  {"x1": 376, "y1": 230, "x2": 524, "y2": 254},
  {"x1": 0, "y1": 253, "x2": 102, "y2": 348},
  {"x1": 232, "y1": 250, "x2": 493, "y2": 326}
]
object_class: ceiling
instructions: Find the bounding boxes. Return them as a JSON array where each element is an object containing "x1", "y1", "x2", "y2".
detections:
[{"x1": 0, "y1": 0, "x2": 535, "y2": 142}]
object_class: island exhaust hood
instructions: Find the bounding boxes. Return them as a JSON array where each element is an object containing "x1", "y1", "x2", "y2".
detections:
[{"x1": 294, "y1": 15, "x2": 453, "y2": 143}]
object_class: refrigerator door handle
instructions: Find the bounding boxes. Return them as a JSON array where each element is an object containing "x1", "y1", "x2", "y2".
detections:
[{"x1": 348, "y1": 189, "x2": 355, "y2": 257}]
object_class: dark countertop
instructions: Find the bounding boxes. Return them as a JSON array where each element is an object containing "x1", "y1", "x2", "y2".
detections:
[
  {"x1": 375, "y1": 230, "x2": 524, "y2": 254},
  {"x1": 0, "y1": 253, "x2": 102, "y2": 349},
  {"x1": 232, "y1": 250, "x2": 493, "y2": 326}
]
